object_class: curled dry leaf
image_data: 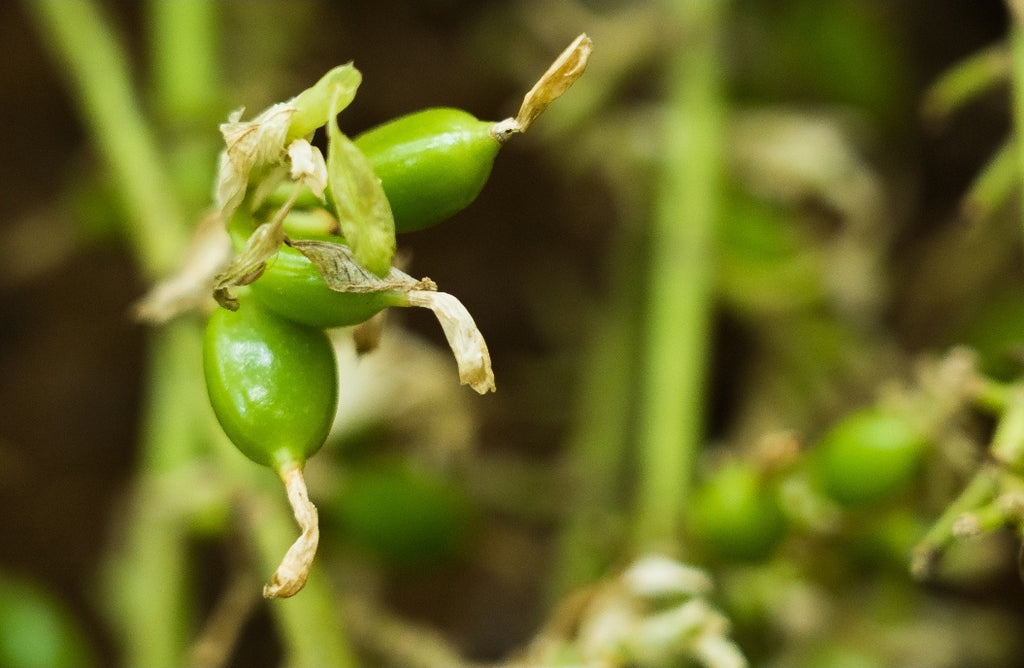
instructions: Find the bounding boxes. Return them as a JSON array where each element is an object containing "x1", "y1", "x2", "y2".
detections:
[
  {"x1": 288, "y1": 239, "x2": 421, "y2": 293},
  {"x1": 292, "y1": 239, "x2": 494, "y2": 393},
  {"x1": 492, "y1": 33, "x2": 593, "y2": 141},
  {"x1": 263, "y1": 465, "x2": 319, "y2": 599},
  {"x1": 212, "y1": 216, "x2": 286, "y2": 310},
  {"x1": 133, "y1": 210, "x2": 233, "y2": 323},
  {"x1": 406, "y1": 290, "x2": 495, "y2": 394}
]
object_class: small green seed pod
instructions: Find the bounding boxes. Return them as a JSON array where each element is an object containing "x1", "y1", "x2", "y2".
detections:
[
  {"x1": 249, "y1": 237, "x2": 408, "y2": 329},
  {"x1": 354, "y1": 107, "x2": 501, "y2": 232},
  {"x1": 203, "y1": 296, "x2": 338, "y2": 470},
  {"x1": 813, "y1": 408, "x2": 928, "y2": 507}
]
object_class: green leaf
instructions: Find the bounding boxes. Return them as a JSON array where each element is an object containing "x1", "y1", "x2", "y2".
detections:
[
  {"x1": 327, "y1": 99, "x2": 396, "y2": 277},
  {"x1": 288, "y1": 63, "x2": 362, "y2": 141}
]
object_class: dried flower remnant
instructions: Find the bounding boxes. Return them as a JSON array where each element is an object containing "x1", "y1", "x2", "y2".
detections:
[
  {"x1": 215, "y1": 64, "x2": 361, "y2": 220},
  {"x1": 492, "y1": 33, "x2": 593, "y2": 141},
  {"x1": 133, "y1": 210, "x2": 232, "y2": 323},
  {"x1": 291, "y1": 239, "x2": 494, "y2": 393},
  {"x1": 263, "y1": 465, "x2": 319, "y2": 599}
]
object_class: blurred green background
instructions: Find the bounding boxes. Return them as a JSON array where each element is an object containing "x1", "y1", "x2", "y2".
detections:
[{"x1": 2, "y1": 1, "x2": 1024, "y2": 666}]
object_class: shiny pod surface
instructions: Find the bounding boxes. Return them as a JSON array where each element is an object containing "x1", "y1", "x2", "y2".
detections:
[
  {"x1": 204, "y1": 298, "x2": 338, "y2": 469},
  {"x1": 355, "y1": 107, "x2": 501, "y2": 232},
  {"x1": 250, "y1": 239, "x2": 408, "y2": 329}
]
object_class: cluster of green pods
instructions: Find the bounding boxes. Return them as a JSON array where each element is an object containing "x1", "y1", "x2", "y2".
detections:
[
  {"x1": 205, "y1": 105, "x2": 510, "y2": 468},
  {"x1": 200, "y1": 35, "x2": 590, "y2": 596}
]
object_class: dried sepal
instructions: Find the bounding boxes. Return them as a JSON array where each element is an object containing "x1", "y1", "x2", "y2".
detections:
[
  {"x1": 493, "y1": 33, "x2": 593, "y2": 141},
  {"x1": 326, "y1": 94, "x2": 396, "y2": 277},
  {"x1": 406, "y1": 290, "x2": 495, "y2": 394},
  {"x1": 263, "y1": 465, "x2": 319, "y2": 599},
  {"x1": 215, "y1": 64, "x2": 360, "y2": 220},
  {"x1": 287, "y1": 239, "x2": 422, "y2": 293},
  {"x1": 212, "y1": 188, "x2": 304, "y2": 309},
  {"x1": 290, "y1": 239, "x2": 494, "y2": 393},
  {"x1": 134, "y1": 211, "x2": 233, "y2": 323},
  {"x1": 216, "y1": 104, "x2": 295, "y2": 219}
]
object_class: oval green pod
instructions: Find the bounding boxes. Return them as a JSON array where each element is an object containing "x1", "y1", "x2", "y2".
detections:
[
  {"x1": 203, "y1": 297, "x2": 338, "y2": 470},
  {"x1": 688, "y1": 460, "x2": 787, "y2": 562},
  {"x1": 354, "y1": 107, "x2": 501, "y2": 232},
  {"x1": 813, "y1": 408, "x2": 927, "y2": 507},
  {"x1": 249, "y1": 238, "x2": 408, "y2": 329}
]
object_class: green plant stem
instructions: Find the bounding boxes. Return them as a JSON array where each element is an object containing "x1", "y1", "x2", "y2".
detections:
[
  {"x1": 1009, "y1": 4, "x2": 1024, "y2": 244},
  {"x1": 911, "y1": 466, "x2": 1001, "y2": 579},
  {"x1": 990, "y1": 386, "x2": 1024, "y2": 471},
  {"x1": 921, "y1": 42, "x2": 1009, "y2": 127},
  {"x1": 548, "y1": 198, "x2": 647, "y2": 597},
  {"x1": 24, "y1": 0, "x2": 187, "y2": 278},
  {"x1": 148, "y1": 0, "x2": 220, "y2": 128},
  {"x1": 633, "y1": 0, "x2": 727, "y2": 551}
]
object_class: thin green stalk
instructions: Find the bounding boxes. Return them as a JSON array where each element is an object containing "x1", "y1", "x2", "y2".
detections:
[
  {"x1": 24, "y1": 0, "x2": 187, "y2": 278},
  {"x1": 548, "y1": 202, "x2": 647, "y2": 597},
  {"x1": 148, "y1": 0, "x2": 220, "y2": 128},
  {"x1": 1008, "y1": 2, "x2": 1024, "y2": 244},
  {"x1": 633, "y1": 0, "x2": 727, "y2": 552},
  {"x1": 911, "y1": 466, "x2": 1001, "y2": 579}
]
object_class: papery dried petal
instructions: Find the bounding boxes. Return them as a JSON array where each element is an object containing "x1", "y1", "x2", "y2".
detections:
[
  {"x1": 406, "y1": 290, "x2": 495, "y2": 394},
  {"x1": 287, "y1": 139, "x2": 328, "y2": 199},
  {"x1": 134, "y1": 211, "x2": 232, "y2": 322},
  {"x1": 215, "y1": 103, "x2": 296, "y2": 218}
]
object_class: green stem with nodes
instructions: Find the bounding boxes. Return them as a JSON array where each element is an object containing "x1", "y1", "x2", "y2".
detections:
[
  {"x1": 549, "y1": 219, "x2": 645, "y2": 596},
  {"x1": 633, "y1": 0, "x2": 728, "y2": 551},
  {"x1": 24, "y1": 0, "x2": 188, "y2": 279}
]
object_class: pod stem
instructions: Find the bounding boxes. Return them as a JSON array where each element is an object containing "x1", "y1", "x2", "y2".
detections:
[{"x1": 263, "y1": 464, "x2": 320, "y2": 599}]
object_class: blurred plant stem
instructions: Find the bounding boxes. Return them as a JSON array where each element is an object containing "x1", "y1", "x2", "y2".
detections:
[
  {"x1": 26, "y1": 2, "x2": 355, "y2": 665},
  {"x1": 548, "y1": 208, "x2": 646, "y2": 597},
  {"x1": 23, "y1": 0, "x2": 187, "y2": 280},
  {"x1": 633, "y1": 0, "x2": 727, "y2": 551},
  {"x1": 1009, "y1": 2, "x2": 1024, "y2": 243}
]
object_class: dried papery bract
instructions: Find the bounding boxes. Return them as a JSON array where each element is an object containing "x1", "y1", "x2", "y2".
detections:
[
  {"x1": 215, "y1": 64, "x2": 361, "y2": 221},
  {"x1": 492, "y1": 33, "x2": 593, "y2": 141},
  {"x1": 213, "y1": 141, "x2": 329, "y2": 310},
  {"x1": 406, "y1": 290, "x2": 495, "y2": 394},
  {"x1": 263, "y1": 464, "x2": 319, "y2": 599},
  {"x1": 288, "y1": 238, "x2": 495, "y2": 393},
  {"x1": 133, "y1": 210, "x2": 232, "y2": 323}
]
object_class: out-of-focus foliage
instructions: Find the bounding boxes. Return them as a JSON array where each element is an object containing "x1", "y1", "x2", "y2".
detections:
[{"x1": 7, "y1": 0, "x2": 1024, "y2": 666}]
